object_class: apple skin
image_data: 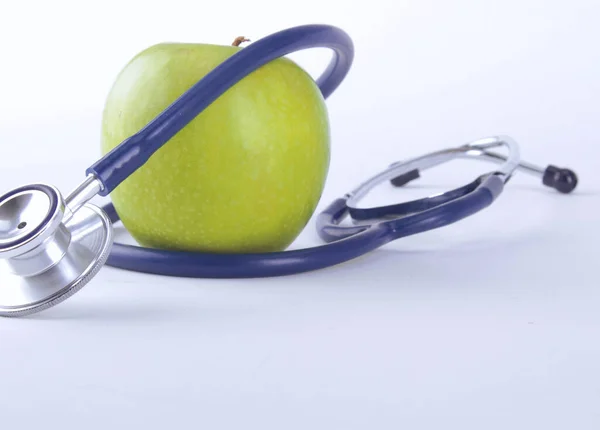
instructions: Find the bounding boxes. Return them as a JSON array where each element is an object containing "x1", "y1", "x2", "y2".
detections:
[{"x1": 100, "y1": 42, "x2": 330, "y2": 253}]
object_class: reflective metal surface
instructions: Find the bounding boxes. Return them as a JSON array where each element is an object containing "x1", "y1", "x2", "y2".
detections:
[
  {"x1": 63, "y1": 175, "x2": 103, "y2": 223},
  {"x1": 4, "y1": 223, "x2": 71, "y2": 277},
  {"x1": 0, "y1": 185, "x2": 65, "y2": 259},
  {"x1": 345, "y1": 135, "x2": 523, "y2": 207},
  {"x1": 0, "y1": 189, "x2": 52, "y2": 247},
  {"x1": 0, "y1": 203, "x2": 113, "y2": 317}
]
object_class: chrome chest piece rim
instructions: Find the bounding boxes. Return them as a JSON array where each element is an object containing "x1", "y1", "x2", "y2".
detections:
[
  {"x1": 0, "y1": 184, "x2": 64, "y2": 257},
  {"x1": 0, "y1": 182, "x2": 112, "y2": 317}
]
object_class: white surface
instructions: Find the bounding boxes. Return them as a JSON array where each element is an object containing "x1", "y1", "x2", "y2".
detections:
[{"x1": 1, "y1": 0, "x2": 600, "y2": 428}]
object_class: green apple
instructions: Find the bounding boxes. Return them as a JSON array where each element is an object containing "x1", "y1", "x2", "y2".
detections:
[{"x1": 100, "y1": 39, "x2": 330, "y2": 253}]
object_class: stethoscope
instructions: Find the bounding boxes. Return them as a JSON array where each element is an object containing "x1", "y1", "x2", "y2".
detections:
[{"x1": 0, "y1": 24, "x2": 578, "y2": 317}]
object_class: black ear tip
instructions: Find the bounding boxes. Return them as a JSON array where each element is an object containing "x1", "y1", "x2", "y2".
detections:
[
  {"x1": 542, "y1": 165, "x2": 578, "y2": 194},
  {"x1": 390, "y1": 169, "x2": 420, "y2": 187}
]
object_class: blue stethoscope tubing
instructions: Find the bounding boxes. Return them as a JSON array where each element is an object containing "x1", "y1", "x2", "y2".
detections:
[{"x1": 93, "y1": 24, "x2": 505, "y2": 278}]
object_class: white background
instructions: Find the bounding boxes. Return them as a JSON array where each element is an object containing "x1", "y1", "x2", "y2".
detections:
[{"x1": 1, "y1": 0, "x2": 599, "y2": 428}]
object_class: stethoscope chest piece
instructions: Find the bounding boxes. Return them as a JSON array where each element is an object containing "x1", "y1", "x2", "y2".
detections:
[{"x1": 0, "y1": 183, "x2": 113, "y2": 317}]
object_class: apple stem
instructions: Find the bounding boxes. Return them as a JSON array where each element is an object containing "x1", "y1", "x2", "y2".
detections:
[{"x1": 232, "y1": 36, "x2": 250, "y2": 47}]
